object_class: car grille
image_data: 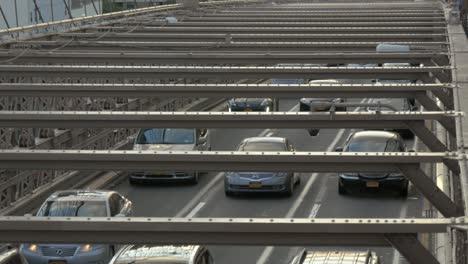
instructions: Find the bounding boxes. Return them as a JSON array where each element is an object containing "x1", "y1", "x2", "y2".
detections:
[{"x1": 41, "y1": 246, "x2": 77, "y2": 257}]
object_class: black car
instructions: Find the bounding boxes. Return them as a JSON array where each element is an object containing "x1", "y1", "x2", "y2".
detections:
[
  {"x1": 336, "y1": 131, "x2": 410, "y2": 197},
  {"x1": 227, "y1": 98, "x2": 273, "y2": 112}
]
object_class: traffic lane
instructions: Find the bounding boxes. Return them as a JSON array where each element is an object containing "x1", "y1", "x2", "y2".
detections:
[
  {"x1": 265, "y1": 138, "x2": 424, "y2": 264},
  {"x1": 195, "y1": 128, "x2": 353, "y2": 264},
  {"x1": 112, "y1": 98, "x2": 299, "y2": 216}
]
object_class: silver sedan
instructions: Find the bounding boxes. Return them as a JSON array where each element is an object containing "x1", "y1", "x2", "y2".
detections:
[{"x1": 224, "y1": 137, "x2": 300, "y2": 197}]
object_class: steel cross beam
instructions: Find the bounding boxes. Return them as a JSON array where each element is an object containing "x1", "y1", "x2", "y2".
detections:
[
  {"x1": 0, "y1": 51, "x2": 443, "y2": 65},
  {"x1": 0, "y1": 111, "x2": 455, "y2": 129},
  {"x1": 180, "y1": 16, "x2": 446, "y2": 22},
  {"x1": 0, "y1": 65, "x2": 447, "y2": 81},
  {"x1": 112, "y1": 21, "x2": 448, "y2": 27},
  {"x1": 0, "y1": 150, "x2": 461, "y2": 217},
  {"x1": 0, "y1": 216, "x2": 459, "y2": 245},
  {"x1": 0, "y1": 83, "x2": 451, "y2": 98},
  {"x1": 56, "y1": 32, "x2": 448, "y2": 42},
  {"x1": 87, "y1": 26, "x2": 447, "y2": 34},
  {"x1": 14, "y1": 41, "x2": 448, "y2": 52}
]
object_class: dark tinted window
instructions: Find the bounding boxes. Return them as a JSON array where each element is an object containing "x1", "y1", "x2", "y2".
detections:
[
  {"x1": 136, "y1": 129, "x2": 194, "y2": 144},
  {"x1": 346, "y1": 139, "x2": 399, "y2": 152},
  {"x1": 37, "y1": 200, "x2": 107, "y2": 217},
  {"x1": 239, "y1": 142, "x2": 287, "y2": 151}
]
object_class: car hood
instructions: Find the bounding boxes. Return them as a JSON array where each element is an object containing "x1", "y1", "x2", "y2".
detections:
[{"x1": 133, "y1": 144, "x2": 195, "y2": 151}]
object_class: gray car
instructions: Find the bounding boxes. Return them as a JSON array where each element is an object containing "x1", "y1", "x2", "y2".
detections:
[
  {"x1": 289, "y1": 249, "x2": 380, "y2": 264},
  {"x1": 20, "y1": 190, "x2": 133, "y2": 264},
  {"x1": 109, "y1": 245, "x2": 214, "y2": 264},
  {"x1": 130, "y1": 128, "x2": 211, "y2": 184},
  {"x1": 224, "y1": 137, "x2": 300, "y2": 196}
]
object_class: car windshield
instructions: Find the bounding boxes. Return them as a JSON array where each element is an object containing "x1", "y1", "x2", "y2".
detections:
[
  {"x1": 115, "y1": 246, "x2": 192, "y2": 264},
  {"x1": 347, "y1": 139, "x2": 399, "y2": 152},
  {"x1": 37, "y1": 200, "x2": 107, "y2": 217},
  {"x1": 378, "y1": 79, "x2": 411, "y2": 84},
  {"x1": 136, "y1": 129, "x2": 194, "y2": 144},
  {"x1": 240, "y1": 142, "x2": 287, "y2": 151}
]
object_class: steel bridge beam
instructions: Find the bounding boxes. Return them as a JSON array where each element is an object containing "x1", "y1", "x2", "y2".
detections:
[
  {"x1": 0, "y1": 51, "x2": 442, "y2": 65},
  {"x1": 0, "y1": 65, "x2": 447, "y2": 81},
  {"x1": 13, "y1": 41, "x2": 448, "y2": 53},
  {"x1": 56, "y1": 32, "x2": 448, "y2": 42},
  {"x1": 111, "y1": 21, "x2": 448, "y2": 27},
  {"x1": 87, "y1": 26, "x2": 447, "y2": 34},
  {"x1": 0, "y1": 216, "x2": 458, "y2": 245},
  {"x1": 179, "y1": 16, "x2": 446, "y2": 22},
  {"x1": 385, "y1": 234, "x2": 439, "y2": 264},
  {"x1": 0, "y1": 111, "x2": 455, "y2": 129},
  {"x1": 0, "y1": 83, "x2": 450, "y2": 98}
]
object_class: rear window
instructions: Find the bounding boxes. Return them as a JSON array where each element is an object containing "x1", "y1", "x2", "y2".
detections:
[
  {"x1": 239, "y1": 142, "x2": 287, "y2": 151},
  {"x1": 37, "y1": 201, "x2": 107, "y2": 217}
]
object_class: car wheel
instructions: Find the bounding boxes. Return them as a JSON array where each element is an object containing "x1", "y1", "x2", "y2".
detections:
[
  {"x1": 283, "y1": 178, "x2": 294, "y2": 197},
  {"x1": 299, "y1": 103, "x2": 309, "y2": 111},
  {"x1": 189, "y1": 173, "x2": 199, "y2": 184},
  {"x1": 129, "y1": 177, "x2": 138, "y2": 185},
  {"x1": 399, "y1": 185, "x2": 409, "y2": 198},
  {"x1": 338, "y1": 183, "x2": 347, "y2": 195}
]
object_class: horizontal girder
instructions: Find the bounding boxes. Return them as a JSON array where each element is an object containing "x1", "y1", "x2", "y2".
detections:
[
  {"x1": 0, "y1": 83, "x2": 451, "y2": 98},
  {"x1": 0, "y1": 150, "x2": 452, "y2": 172},
  {"x1": 0, "y1": 65, "x2": 448, "y2": 80},
  {"x1": 0, "y1": 111, "x2": 456, "y2": 129},
  {"x1": 0, "y1": 216, "x2": 461, "y2": 245}
]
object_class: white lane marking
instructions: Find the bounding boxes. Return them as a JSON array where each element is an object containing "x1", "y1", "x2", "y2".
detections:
[
  {"x1": 176, "y1": 103, "x2": 300, "y2": 217},
  {"x1": 257, "y1": 99, "x2": 368, "y2": 264},
  {"x1": 175, "y1": 172, "x2": 223, "y2": 217},
  {"x1": 265, "y1": 132, "x2": 275, "y2": 137},
  {"x1": 308, "y1": 204, "x2": 321, "y2": 218},
  {"x1": 186, "y1": 202, "x2": 206, "y2": 218}
]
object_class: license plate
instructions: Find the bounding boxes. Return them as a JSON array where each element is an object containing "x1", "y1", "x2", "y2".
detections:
[
  {"x1": 49, "y1": 261, "x2": 66, "y2": 264},
  {"x1": 366, "y1": 181, "x2": 380, "y2": 188},
  {"x1": 249, "y1": 182, "x2": 263, "y2": 188},
  {"x1": 244, "y1": 108, "x2": 252, "y2": 112}
]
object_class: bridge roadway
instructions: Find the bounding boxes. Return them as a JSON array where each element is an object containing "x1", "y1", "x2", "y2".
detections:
[{"x1": 113, "y1": 98, "x2": 425, "y2": 264}]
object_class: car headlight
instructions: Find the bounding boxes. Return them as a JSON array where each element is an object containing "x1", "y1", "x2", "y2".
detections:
[
  {"x1": 79, "y1": 244, "x2": 103, "y2": 253},
  {"x1": 26, "y1": 244, "x2": 38, "y2": 252}
]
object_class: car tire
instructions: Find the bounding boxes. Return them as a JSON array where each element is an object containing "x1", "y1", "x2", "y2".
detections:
[
  {"x1": 129, "y1": 177, "x2": 138, "y2": 185},
  {"x1": 225, "y1": 189, "x2": 234, "y2": 196},
  {"x1": 283, "y1": 178, "x2": 294, "y2": 197},
  {"x1": 299, "y1": 103, "x2": 309, "y2": 112},
  {"x1": 338, "y1": 183, "x2": 347, "y2": 195},
  {"x1": 189, "y1": 173, "x2": 199, "y2": 185},
  {"x1": 399, "y1": 185, "x2": 409, "y2": 198}
]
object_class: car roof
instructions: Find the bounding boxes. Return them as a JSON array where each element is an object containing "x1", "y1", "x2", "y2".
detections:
[
  {"x1": 241, "y1": 137, "x2": 287, "y2": 144},
  {"x1": 297, "y1": 250, "x2": 373, "y2": 264},
  {"x1": 115, "y1": 245, "x2": 200, "y2": 264},
  {"x1": 350, "y1": 130, "x2": 399, "y2": 141},
  {"x1": 47, "y1": 190, "x2": 114, "y2": 202},
  {"x1": 309, "y1": 79, "x2": 340, "y2": 84}
]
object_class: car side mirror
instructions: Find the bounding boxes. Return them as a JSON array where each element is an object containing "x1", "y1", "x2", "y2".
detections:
[
  {"x1": 335, "y1": 147, "x2": 343, "y2": 152},
  {"x1": 197, "y1": 135, "x2": 207, "y2": 145}
]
